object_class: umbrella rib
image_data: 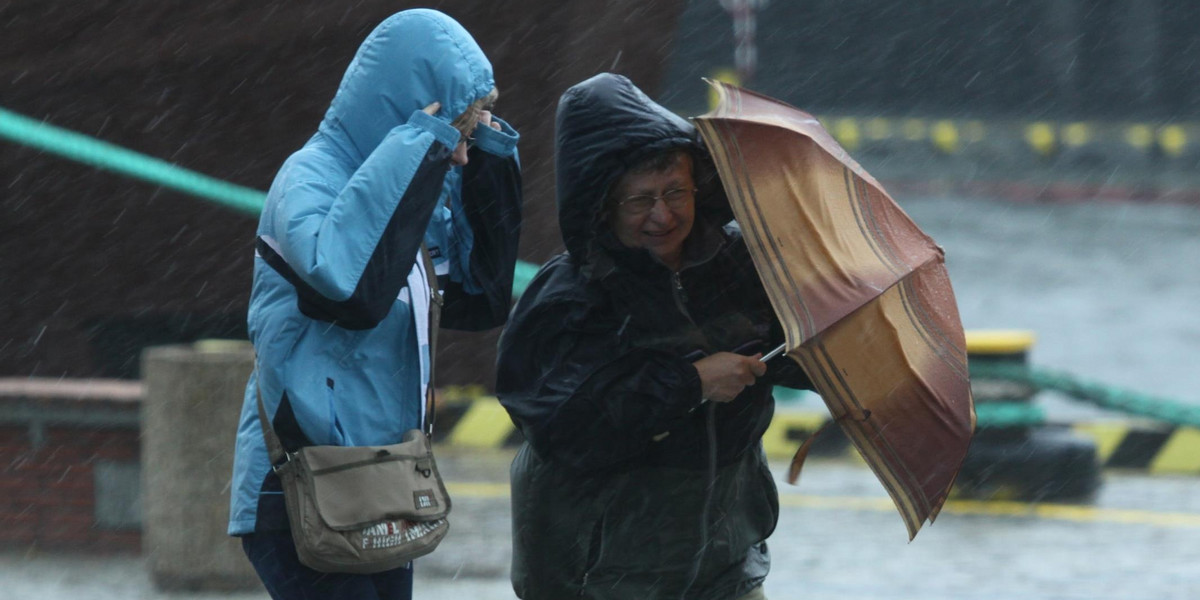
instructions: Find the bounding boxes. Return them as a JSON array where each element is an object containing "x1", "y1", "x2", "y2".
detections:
[
  {"x1": 844, "y1": 167, "x2": 908, "y2": 280},
  {"x1": 803, "y1": 344, "x2": 917, "y2": 507},
  {"x1": 704, "y1": 87, "x2": 820, "y2": 342},
  {"x1": 701, "y1": 116, "x2": 815, "y2": 340},
  {"x1": 710, "y1": 116, "x2": 816, "y2": 340},
  {"x1": 798, "y1": 343, "x2": 928, "y2": 532},
  {"x1": 896, "y1": 274, "x2": 970, "y2": 381},
  {"x1": 846, "y1": 166, "x2": 970, "y2": 379}
]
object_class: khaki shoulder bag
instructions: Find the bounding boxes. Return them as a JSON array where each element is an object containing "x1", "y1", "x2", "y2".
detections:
[{"x1": 256, "y1": 246, "x2": 450, "y2": 573}]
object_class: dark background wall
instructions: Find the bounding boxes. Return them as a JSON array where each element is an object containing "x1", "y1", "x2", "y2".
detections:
[{"x1": 0, "y1": 0, "x2": 686, "y2": 387}]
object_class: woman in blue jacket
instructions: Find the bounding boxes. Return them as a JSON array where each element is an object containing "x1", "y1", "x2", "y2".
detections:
[{"x1": 227, "y1": 10, "x2": 521, "y2": 599}]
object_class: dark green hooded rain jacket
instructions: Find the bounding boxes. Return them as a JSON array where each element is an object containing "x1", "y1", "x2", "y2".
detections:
[{"x1": 496, "y1": 73, "x2": 813, "y2": 600}]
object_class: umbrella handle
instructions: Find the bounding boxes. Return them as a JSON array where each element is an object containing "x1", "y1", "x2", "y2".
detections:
[
  {"x1": 690, "y1": 343, "x2": 785, "y2": 409},
  {"x1": 761, "y1": 343, "x2": 786, "y2": 362}
]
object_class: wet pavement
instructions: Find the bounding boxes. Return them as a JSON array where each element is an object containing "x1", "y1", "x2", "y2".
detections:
[{"x1": 7, "y1": 446, "x2": 1200, "y2": 600}]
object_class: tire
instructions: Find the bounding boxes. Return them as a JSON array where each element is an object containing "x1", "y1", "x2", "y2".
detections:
[{"x1": 954, "y1": 427, "x2": 1102, "y2": 502}]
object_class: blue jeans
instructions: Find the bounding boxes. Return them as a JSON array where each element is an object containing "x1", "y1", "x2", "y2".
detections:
[{"x1": 241, "y1": 532, "x2": 413, "y2": 600}]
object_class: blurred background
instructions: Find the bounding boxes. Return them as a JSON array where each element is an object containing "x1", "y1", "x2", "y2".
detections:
[
  {"x1": 2, "y1": 0, "x2": 1198, "y2": 598},
  {"x1": 2, "y1": 0, "x2": 1197, "y2": 388}
]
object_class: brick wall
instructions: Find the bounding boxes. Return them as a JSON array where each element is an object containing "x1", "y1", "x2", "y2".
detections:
[{"x1": 0, "y1": 380, "x2": 142, "y2": 553}]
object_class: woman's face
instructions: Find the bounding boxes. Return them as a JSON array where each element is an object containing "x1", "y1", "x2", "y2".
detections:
[{"x1": 608, "y1": 155, "x2": 696, "y2": 271}]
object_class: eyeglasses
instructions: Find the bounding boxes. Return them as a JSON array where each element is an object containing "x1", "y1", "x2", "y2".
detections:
[{"x1": 614, "y1": 187, "x2": 697, "y2": 215}]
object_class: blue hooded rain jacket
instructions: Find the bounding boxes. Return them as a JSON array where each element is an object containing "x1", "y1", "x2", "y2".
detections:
[{"x1": 229, "y1": 9, "x2": 521, "y2": 535}]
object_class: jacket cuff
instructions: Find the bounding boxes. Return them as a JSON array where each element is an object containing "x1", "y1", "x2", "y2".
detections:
[
  {"x1": 679, "y1": 359, "x2": 706, "y2": 411},
  {"x1": 473, "y1": 115, "x2": 519, "y2": 156},
  {"x1": 407, "y1": 109, "x2": 461, "y2": 151}
]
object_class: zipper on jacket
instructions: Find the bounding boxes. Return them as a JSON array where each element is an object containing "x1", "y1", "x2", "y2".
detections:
[
  {"x1": 671, "y1": 271, "x2": 695, "y2": 324},
  {"x1": 579, "y1": 510, "x2": 606, "y2": 596},
  {"x1": 578, "y1": 571, "x2": 589, "y2": 596}
]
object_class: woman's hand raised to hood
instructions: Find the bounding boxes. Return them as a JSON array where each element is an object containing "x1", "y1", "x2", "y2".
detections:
[
  {"x1": 422, "y1": 103, "x2": 504, "y2": 166},
  {"x1": 421, "y1": 102, "x2": 501, "y2": 134},
  {"x1": 477, "y1": 110, "x2": 502, "y2": 133}
]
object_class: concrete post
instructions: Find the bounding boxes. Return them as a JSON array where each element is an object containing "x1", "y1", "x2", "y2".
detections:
[{"x1": 141, "y1": 340, "x2": 261, "y2": 591}]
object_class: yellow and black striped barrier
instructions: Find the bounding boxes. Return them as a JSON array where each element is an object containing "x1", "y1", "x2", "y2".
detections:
[
  {"x1": 432, "y1": 392, "x2": 1200, "y2": 476},
  {"x1": 1074, "y1": 421, "x2": 1200, "y2": 474},
  {"x1": 431, "y1": 395, "x2": 839, "y2": 457}
]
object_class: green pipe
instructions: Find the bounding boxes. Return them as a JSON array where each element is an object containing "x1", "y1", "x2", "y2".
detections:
[
  {"x1": 0, "y1": 107, "x2": 265, "y2": 215},
  {"x1": 972, "y1": 363, "x2": 1200, "y2": 429},
  {"x1": 513, "y1": 260, "x2": 538, "y2": 296},
  {"x1": 0, "y1": 105, "x2": 541, "y2": 295}
]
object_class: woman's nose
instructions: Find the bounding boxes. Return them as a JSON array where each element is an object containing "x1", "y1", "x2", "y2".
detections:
[{"x1": 647, "y1": 197, "x2": 675, "y2": 222}]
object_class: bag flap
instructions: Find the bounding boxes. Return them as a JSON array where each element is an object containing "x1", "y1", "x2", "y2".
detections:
[{"x1": 301, "y1": 431, "x2": 450, "y2": 530}]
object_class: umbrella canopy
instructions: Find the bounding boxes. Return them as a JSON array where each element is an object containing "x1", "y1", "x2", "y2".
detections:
[{"x1": 694, "y1": 80, "x2": 976, "y2": 540}]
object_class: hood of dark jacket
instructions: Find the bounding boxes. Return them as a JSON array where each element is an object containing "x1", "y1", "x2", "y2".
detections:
[
  {"x1": 554, "y1": 73, "x2": 733, "y2": 277},
  {"x1": 318, "y1": 9, "x2": 495, "y2": 165}
]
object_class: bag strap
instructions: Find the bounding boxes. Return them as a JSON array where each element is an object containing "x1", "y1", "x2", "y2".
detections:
[
  {"x1": 254, "y1": 245, "x2": 443, "y2": 464},
  {"x1": 420, "y1": 243, "x2": 442, "y2": 436},
  {"x1": 255, "y1": 383, "x2": 288, "y2": 468}
]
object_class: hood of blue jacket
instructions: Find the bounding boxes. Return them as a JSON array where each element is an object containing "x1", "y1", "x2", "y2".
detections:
[{"x1": 318, "y1": 9, "x2": 495, "y2": 164}]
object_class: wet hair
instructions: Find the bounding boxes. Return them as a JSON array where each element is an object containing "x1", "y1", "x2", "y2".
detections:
[
  {"x1": 626, "y1": 148, "x2": 692, "y2": 178},
  {"x1": 451, "y1": 87, "x2": 499, "y2": 138},
  {"x1": 608, "y1": 148, "x2": 694, "y2": 204}
]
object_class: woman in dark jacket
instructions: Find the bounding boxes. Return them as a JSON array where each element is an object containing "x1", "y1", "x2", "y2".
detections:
[{"x1": 496, "y1": 73, "x2": 813, "y2": 600}]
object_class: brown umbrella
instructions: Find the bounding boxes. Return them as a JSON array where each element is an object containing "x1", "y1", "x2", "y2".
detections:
[{"x1": 694, "y1": 80, "x2": 976, "y2": 540}]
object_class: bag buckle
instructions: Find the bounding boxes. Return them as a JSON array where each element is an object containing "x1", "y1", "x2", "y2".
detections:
[
  {"x1": 271, "y1": 451, "x2": 295, "y2": 474},
  {"x1": 415, "y1": 457, "x2": 433, "y2": 478}
]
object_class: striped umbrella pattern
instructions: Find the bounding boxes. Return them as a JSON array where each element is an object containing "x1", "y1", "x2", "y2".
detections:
[{"x1": 695, "y1": 80, "x2": 976, "y2": 540}]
